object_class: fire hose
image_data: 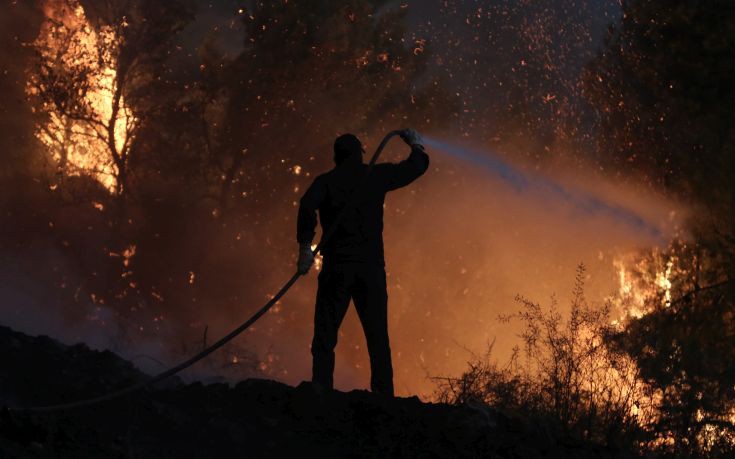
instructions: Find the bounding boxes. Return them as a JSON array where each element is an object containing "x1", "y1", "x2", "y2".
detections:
[{"x1": 15, "y1": 130, "x2": 407, "y2": 413}]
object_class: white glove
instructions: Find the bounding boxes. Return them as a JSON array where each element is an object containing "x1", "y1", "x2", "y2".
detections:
[
  {"x1": 400, "y1": 128, "x2": 424, "y2": 149},
  {"x1": 297, "y1": 243, "x2": 315, "y2": 275}
]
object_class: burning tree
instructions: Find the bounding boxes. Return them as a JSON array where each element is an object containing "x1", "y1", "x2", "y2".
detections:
[
  {"x1": 14, "y1": 0, "x2": 193, "y2": 352},
  {"x1": 27, "y1": 0, "x2": 135, "y2": 195},
  {"x1": 27, "y1": 0, "x2": 188, "y2": 197}
]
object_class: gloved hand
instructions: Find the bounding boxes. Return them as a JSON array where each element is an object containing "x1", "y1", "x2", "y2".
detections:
[
  {"x1": 400, "y1": 128, "x2": 424, "y2": 149},
  {"x1": 297, "y1": 243, "x2": 315, "y2": 275}
]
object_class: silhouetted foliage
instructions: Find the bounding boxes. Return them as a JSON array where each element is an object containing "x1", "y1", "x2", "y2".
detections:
[
  {"x1": 440, "y1": 251, "x2": 735, "y2": 457},
  {"x1": 584, "y1": 0, "x2": 735, "y2": 231},
  {"x1": 436, "y1": 265, "x2": 651, "y2": 452}
]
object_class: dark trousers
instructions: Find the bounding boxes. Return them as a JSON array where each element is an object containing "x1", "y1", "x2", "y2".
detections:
[{"x1": 311, "y1": 262, "x2": 393, "y2": 396}]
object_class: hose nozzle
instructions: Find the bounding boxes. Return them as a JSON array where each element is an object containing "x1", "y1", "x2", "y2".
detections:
[{"x1": 398, "y1": 128, "x2": 423, "y2": 148}]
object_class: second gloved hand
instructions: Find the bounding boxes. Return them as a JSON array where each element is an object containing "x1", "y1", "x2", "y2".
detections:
[
  {"x1": 400, "y1": 128, "x2": 424, "y2": 149},
  {"x1": 297, "y1": 243, "x2": 315, "y2": 275}
]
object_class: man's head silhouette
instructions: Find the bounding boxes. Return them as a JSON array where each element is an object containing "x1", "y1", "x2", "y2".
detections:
[{"x1": 334, "y1": 133, "x2": 364, "y2": 165}]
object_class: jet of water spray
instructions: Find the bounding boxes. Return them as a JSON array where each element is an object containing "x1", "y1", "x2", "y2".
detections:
[{"x1": 423, "y1": 136, "x2": 664, "y2": 240}]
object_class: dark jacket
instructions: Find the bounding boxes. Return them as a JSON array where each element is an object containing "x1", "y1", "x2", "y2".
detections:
[{"x1": 297, "y1": 146, "x2": 429, "y2": 265}]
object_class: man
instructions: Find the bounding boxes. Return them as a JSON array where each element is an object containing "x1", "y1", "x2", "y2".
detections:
[{"x1": 296, "y1": 129, "x2": 429, "y2": 397}]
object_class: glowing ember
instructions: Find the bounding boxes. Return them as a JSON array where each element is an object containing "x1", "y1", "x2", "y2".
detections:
[
  {"x1": 122, "y1": 244, "x2": 136, "y2": 268},
  {"x1": 311, "y1": 243, "x2": 323, "y2": 271}
]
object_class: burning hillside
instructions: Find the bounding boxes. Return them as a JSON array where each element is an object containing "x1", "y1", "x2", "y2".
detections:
[
  {"x1": 1, "y1": 0, "x2": 733, "y2": 456},
  {"x1": 7, "y1": 0, "x2": 684, "y2": 400}
]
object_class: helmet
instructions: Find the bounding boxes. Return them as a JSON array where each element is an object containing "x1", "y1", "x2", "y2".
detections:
[{"x1": 333, "y1": 133, "x2": 364, "y2": 165}]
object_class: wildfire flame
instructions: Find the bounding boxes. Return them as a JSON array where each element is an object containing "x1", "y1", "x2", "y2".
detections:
[
  {"x1": 610, "y1": 250, "x2": 676, "y2": 324},
  {"x1": 28, "y1": 0, "x2": 136, "y2": 193}
]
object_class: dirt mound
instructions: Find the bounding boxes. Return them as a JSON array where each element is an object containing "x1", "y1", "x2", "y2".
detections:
[{"x1": 0, "y1": 326, "x2": 622, "y2": 458}]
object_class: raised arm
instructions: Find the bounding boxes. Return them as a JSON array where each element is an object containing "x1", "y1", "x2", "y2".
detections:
[{"x1": 377, "y1": 129, "x2": 430, "y2": 191}]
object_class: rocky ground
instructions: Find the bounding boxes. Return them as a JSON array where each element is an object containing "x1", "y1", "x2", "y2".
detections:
[{"x1": 0, "y1": 325, "x2": 628, "y2": 458}]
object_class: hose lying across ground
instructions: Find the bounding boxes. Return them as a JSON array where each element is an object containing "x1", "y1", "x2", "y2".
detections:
[{"x1": 15, "y1": 130, "x2": 406, "y2": 413}]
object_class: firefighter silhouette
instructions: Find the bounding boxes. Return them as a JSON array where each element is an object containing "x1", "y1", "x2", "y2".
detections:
[{"x1": 296, "y1": 130, "x2": 428, "y2": 396}]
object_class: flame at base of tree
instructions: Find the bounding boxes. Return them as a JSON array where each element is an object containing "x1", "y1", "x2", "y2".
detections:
[
  {"x1": 27, "y1": 0, "x2": 136, "y2": 194},
  {"x1": 609, "y1": 240, "x2": 735, "y2": 453},
  {"x1": 611, "y1": 248, "x2": 679, "y2": 322}
]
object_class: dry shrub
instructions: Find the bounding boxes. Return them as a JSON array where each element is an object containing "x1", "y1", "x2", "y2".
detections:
[{"x1": 435, "y1": 264, "x2": 655, "y2": 451}]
